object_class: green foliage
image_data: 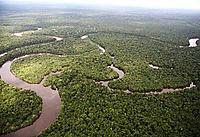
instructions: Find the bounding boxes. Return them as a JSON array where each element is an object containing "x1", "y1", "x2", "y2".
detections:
[
  {"x1": 0, "y1": 35, "x2": 55, "y2": 54},
  {"x1": 0, "y1": 80, "x2": 42, "y2": 134},
  {"x1": 40, "y1": 75, "x2": 200, "y2": 137},
  {"x1": 0, "y1": 7, "x2": 200, "y2": 137},
  {"x1": 90, "y1": 32, "x2": 199, "y2": 92},
  {"x1": 11, "y1": 55, "x2": 73, "y2": 83},
  {"x1": 11, "y1": 54, "x2": 118, "y2": 84}
]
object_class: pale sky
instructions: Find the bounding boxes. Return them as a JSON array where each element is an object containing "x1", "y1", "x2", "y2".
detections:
[{"x1": 3, "y1": 0, "x2": 200, "y2": 10}]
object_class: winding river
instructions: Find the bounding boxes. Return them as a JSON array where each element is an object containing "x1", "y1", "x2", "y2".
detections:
[
  {"x1": 81, "y1": 35, "x2": 105, "y2": 54},
  {"x1": 87, "y1": 35, "x2": 196, "y2": 94},
  {"x1": 0, "y1": 60, "x2": 61, "y2": 137},
  {"x1": 0, "y1": 31, "x2": 197, "y2": 137},
  {"x1": 12, "y1": 28, "x2": 63, "y2": 41},
  {"x1": 0, "y1": 29, "x2": 63, "y2": 137},
  {"x1": 96, "y1": 64, "x2": 125, "y2": 88},
  {"x1": 12, "y1": 28, "x2": 42, "y2": 37}
]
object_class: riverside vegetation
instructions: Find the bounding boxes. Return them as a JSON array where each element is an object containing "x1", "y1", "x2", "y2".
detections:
[
  {"x1": 0, "y1": 6, "x2": 200, "y2": 136},
  {"x1": 0, "y1": 80, "x2": 42, "y2": 134}
]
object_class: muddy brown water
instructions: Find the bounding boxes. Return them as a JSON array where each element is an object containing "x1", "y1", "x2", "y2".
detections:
[
  {"x1": 90, "y1": 36, "x2": 196, "y2": 93},
  {"x1": 0, "y1": 60, "x2": 61, "y2": 137},
  {"x1": 96, "y1": 64, "x2": 125, "y2": 88},
  {"x1": 97, "y1": 63, "x2": 195, "y2": 94},
  {"x1": 0, "y1": 33, "x2": 197, "y2": 137},
  {"x1": 0, "y1": 28, "x2": 63, "y2": 137}
]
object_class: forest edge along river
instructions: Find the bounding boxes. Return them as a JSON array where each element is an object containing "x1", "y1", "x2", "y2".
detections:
[
  {"x1": 0, "y1": 29, "x2": 197, "y2": 137},
  {"x1": 0, "y1": 59, "x2": 61, "y2": 137},
  {"x1": 0, "y1": 28, "x2": 63, "y2": 137},
  {"x1": 83, "y1": 34, "x2": 196, "y2": 94}
]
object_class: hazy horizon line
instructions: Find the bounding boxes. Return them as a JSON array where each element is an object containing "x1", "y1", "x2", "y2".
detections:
[
  {"x1": 1, "y1": 3, "x2": 200, "y2": 12},
  {"x1": 1, "y1": 0, "x2": 200, "y2": 10}
]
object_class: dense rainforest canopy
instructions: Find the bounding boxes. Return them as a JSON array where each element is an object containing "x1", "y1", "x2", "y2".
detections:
[{"x1": 0, "y1": 7, "x2": 200, "y2": 137}]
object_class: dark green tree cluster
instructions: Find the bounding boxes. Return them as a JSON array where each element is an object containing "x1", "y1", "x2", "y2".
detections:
[
  {"x1": 40, "y1": 71, "x2": 200, "y2": 137},
  {"x1": 0, "y1": 80, "x2": 42, "y2": 134}
]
